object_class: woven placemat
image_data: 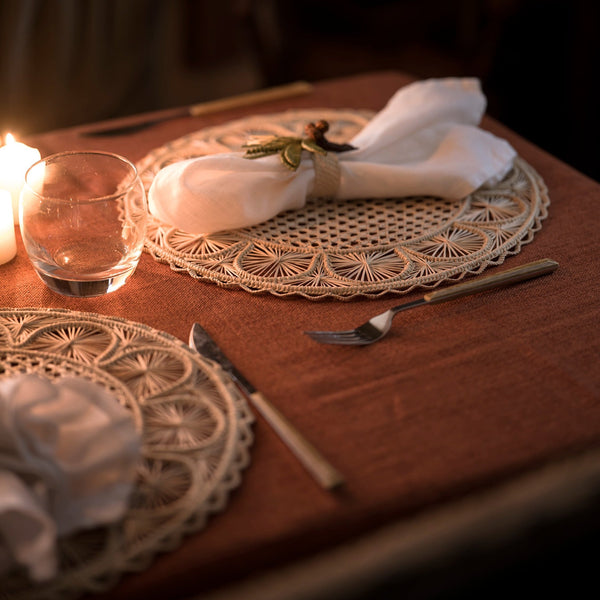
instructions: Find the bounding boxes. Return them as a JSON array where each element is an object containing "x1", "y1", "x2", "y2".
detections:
[
  {"x1": 0, "y1": 308, "x2": 253, "y2": 600},
  {"x1": 138, "y1": 110, "x2": 549, "y2": 299}
]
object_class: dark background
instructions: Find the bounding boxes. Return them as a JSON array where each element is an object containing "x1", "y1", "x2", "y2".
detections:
[{"x1": 0, "y1": 0, "x2": 598, "y2": 182}]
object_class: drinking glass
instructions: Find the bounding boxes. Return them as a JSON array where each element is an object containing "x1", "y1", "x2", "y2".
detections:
[{"x1": 20, "y1": 151, "x2": 148, "y2": 297}]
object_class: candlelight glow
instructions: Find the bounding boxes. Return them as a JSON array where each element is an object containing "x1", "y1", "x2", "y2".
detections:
[{"x1": 4, "y1": 133, "x2": 15, "y2": 145}]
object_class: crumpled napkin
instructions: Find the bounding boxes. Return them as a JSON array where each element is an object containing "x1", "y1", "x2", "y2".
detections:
[
  {"x1": 0, "y1": 374, "x2": 141, "y2": 582},
  {"x1": 148, "y1": 77, "x2": 516, "y2": 235}
]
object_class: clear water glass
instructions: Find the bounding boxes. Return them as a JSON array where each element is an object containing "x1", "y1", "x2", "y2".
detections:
[{"x1": 19, "y1": 151, "x2": 148, "y2": 297}]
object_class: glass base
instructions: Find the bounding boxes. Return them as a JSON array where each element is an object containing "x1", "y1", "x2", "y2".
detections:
[{"x1": 36, "y1": 268, "x2": 135, "y2": 297}]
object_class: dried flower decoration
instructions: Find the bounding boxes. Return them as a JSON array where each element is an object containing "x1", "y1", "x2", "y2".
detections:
[{"x1": 243, "y1": 120, "x2": 356, "y2": 170}]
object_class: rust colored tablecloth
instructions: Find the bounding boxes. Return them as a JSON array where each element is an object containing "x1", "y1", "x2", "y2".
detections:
[{"x1": 1, "y1": 71, "x2": 599, "y2": 600}]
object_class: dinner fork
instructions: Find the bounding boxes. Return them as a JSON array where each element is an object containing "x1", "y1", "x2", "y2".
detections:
[{"x1": 305, "y1": 258, "x2": 559, "y2": 345}]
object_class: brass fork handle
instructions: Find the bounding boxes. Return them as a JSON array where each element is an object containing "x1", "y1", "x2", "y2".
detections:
[{"x1": 424, "y1": 259, "x2": 559, "y2": 304}]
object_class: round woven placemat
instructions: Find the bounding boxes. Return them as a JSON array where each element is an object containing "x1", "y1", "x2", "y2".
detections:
[
  {"x1": 0, "y1": 308, "x2": 253, "y2": 600},
  {"x1": 138, "y1": 109, "x2": 549, "y2": 299}
]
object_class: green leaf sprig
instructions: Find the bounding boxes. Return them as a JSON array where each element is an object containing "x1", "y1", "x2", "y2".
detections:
[
  {"x1": 243, "y1": 120, "x2": 356, "y2": 171},
  {"x1": 243, "y1": 135, "x2": 325, "y2": 170}
]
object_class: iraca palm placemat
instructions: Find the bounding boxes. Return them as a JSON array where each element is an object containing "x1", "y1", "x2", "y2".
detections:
[
  {"x1": 138, "y1": 110, "x2": 549, "y2": 299},
  {"x1": 0, "y1": 308, "x2": 253, "y2": 599}
]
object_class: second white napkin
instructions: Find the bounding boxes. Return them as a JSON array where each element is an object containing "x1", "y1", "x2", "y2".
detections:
[{"x1": 0, "y1": 374, "x2": 140, "y2": 582}]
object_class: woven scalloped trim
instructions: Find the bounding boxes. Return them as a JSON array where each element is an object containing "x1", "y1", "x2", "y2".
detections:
[
  {"x1": 138, "y1": 109, "x2": 550, "y2": 299},
  {"x1": 0, "y1": 308, "x2": 254, "y2": 600}
]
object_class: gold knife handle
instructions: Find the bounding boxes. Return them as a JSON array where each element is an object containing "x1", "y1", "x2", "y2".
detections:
[
  {"x1": 188, "y1": 81, "x2": 314, "y2": 117},
  {"x1": 247, "y1": 390, "x2": 345, "y2": 490},
  {"x1": 424, "y1": 258, "x2": 559, "y2": 304}
]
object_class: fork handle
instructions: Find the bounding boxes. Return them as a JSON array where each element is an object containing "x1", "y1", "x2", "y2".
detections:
[{"x1": 423, "y1": 259, "x2": 559, "y2": 304}]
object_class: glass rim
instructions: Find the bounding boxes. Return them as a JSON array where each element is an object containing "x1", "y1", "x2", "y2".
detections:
[{"x1": 23, "y1": 150, "x2": 141, "y2": 203}]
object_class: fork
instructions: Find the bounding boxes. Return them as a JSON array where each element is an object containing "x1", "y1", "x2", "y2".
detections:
[{"x1": 305, "y1": 258, "x2": 559, "y2": 345}]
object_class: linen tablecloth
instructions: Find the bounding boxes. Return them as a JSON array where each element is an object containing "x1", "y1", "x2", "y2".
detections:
[{"x1": 1, "y1": 71, "x2": 599, "y2": 600}]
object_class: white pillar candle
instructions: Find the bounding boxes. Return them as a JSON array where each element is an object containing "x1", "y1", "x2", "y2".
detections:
[
  {"x1": 0, "y1": 189, "x2": 17, "y2": 264},
  {"x1": 0, "y1": 134, "x2": 41, "y2": 224}
]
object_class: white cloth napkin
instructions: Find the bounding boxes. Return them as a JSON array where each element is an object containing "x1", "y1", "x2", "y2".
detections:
[
  {"x1": 0, "y1": 374, "x2": 140, "y2": 582},
  {"x1": 148, "y1": 77, "x2": 517, "y2": 235}
]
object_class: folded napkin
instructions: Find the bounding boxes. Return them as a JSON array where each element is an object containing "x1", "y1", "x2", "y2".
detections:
[
  {"x1": 0, "y1": 374, "x2": 140, "y2": 582},
  {"x1": 148, "y1": 77, "x2": 516, "y2": 235}
]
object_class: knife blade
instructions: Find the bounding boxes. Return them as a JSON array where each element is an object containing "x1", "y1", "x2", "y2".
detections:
[
  {"x1": 189, "y1": 323, "x2": 344, "y2": 490},
  {"x1": 80, "y1": 81, "x2": 314, "y2": 136}
]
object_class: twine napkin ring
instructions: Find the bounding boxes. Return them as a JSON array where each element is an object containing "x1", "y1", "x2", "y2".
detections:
[
  {"x1": 311, "y1": 151, "x2": 340, "y2": 198},
  {"x1": 243, "y1": 119, "x2": 355, "y2": 199}
]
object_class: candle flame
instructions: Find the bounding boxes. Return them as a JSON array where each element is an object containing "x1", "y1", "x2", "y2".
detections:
[{"x1": 4, "y1": 133, "x2": 15, "y2": 145}]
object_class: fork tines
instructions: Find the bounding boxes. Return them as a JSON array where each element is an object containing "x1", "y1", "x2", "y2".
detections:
[{"x1": 305, "y1": 326, "x2": 378, "y2": 345}]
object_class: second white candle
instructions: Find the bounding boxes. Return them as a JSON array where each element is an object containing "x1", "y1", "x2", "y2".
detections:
[{"x1": 0, "y1": 189, "x2": 17, "y2": 264}]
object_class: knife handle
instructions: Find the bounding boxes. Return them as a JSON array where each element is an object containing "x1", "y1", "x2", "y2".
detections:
[
  {"x1": 247, "y1": 390, "x2": 345, "y2": 490},
  {"x1": 424, "y1": 258, "x2": 559, "y2": 304},
  {"x1": 188, "y1": 81, "x2": 313, "y2": 117}
]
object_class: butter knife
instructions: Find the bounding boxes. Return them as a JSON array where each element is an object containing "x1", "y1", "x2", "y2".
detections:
[
  {"x1": 189, "y1": 323, "x2": 345, "y2": 491},
  {"x1": 80, "y1": 81, "x2": 314, "y2": 136}
]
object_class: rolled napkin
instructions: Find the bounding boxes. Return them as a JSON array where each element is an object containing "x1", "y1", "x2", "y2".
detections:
[
  {"x1": 148, "y1": 77, "x2": 517, "y2": 235},
  {"x1": 0, "y1": 374, "x2": 141, "y2": 582}
]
